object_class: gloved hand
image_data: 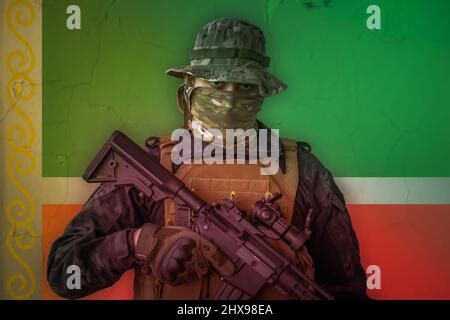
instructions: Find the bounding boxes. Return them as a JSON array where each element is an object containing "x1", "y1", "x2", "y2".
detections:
[{"x1": 134, "y1": 224, "x2": 235, "y2": 285}]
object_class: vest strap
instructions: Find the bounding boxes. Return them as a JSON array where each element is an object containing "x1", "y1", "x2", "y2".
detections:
[
  {"x1": 158, "y1": 136, "x2": 179, "y2": 226},
  {"x1": 272, "y1": 138, "x2": 299, "y2": 222},
  {"x1": 135, "y1": 223, "x2": 161, "y2": 261}
]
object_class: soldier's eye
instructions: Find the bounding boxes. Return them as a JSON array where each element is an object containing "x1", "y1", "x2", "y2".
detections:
[
  {"x1": 240, "y1": 83, "x2": 254, "y2": 91},
  {"x1": 210, "y1": 81, "x2": 224, "y2": 88}
]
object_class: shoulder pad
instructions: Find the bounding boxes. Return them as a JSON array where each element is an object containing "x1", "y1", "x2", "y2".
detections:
[
  {"x1": 145, "y1": 136, "x2": 160, "y2": 151},
  {"x1": 297, "y1": 141, "x2": 312, "y2": 153}
]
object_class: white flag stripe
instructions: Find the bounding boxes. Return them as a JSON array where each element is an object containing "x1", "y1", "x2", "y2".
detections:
[
  {"x1": 335, "y1": 178, "x2": 450, "y2": 205},
  {"x1": 40, "y1": 177, "x2": 450, "y2": 205},
  {"x1": 40, "y1": 178, "x2": 100, "y2": 204}
]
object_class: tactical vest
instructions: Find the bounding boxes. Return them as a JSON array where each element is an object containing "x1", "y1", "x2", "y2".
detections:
[{"x1": 134, "y1": 137, "x2": 314, "y2": 300}]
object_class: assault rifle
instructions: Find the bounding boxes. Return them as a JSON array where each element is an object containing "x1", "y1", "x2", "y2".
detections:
[{"x1": 83, "y1": 131, "x2": 333, "y2": 300}]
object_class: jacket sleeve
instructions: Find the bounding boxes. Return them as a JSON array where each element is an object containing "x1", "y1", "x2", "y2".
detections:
[
  {"x1": 46, "y1": 182, "x2": 164, "y2": 299},
  {"x1": 293, "y1": 146, "x2": 368, "y2": 299}
]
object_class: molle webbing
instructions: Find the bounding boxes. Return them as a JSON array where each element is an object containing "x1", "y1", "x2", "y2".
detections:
[{"x1": 158, "y1": 136, "x2": 299, "y2": 226}]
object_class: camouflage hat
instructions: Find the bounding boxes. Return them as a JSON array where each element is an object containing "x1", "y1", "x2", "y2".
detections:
[{"x1": 166, "y1": 18, "x2": 287, "y2": 97}]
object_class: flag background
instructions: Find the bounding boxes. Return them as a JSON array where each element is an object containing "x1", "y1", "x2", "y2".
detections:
[
  {"x1": 1, "y1": 0, "x2": 450, "y2": 300},
  {"x1": 42, "y1": 0, "x2": 450, "y2": 178}
]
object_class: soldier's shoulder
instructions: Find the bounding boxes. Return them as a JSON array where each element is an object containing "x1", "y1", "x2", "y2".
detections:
[
  {"x1": 84, "y1": 181, "x2": 121, "y2": 206},
  {"x1": 292, "y1": 140, "x2": 333, "y2": 186},
  {"x1": 144, "y1": 135, "x2": 161, "y2": 156},
  {"x1": 292, "y1": 140, "x2": 343, "y2": 214}
]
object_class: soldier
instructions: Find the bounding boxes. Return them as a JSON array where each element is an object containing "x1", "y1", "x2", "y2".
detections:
[{"x1": 47, "y1": 18, "x2": 368, "y2": 300}]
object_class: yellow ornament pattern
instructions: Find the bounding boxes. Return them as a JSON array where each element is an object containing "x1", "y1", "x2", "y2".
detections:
[{"x1": 5, "y1": 0, "x2": 37, "y2": 300}]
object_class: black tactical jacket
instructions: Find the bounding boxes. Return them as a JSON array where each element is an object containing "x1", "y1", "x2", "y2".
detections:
[{"x1": 47, "y1": 132, "x2": 368, "y2": 300}]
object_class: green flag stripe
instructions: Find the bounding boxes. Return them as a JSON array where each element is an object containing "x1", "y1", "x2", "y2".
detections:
[{"x1": 43, "y1": 0, "x2": 450, "y2": 177}]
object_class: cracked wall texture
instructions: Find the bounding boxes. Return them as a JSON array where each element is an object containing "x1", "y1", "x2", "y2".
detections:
[
  {"x1": 42, "y1": 0, "x2": 450, "y2": 178},
  {"x1": 2, "y1": 0, "x2": 450, "y2": 300}
]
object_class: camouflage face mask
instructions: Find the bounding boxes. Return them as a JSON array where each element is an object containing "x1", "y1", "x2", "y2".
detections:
[{"x1": 187, "y1": 86, "x2": 263, "y2": 141}]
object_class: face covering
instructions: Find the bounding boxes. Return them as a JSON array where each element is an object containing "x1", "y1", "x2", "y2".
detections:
[{"x1": 186, "y1": 86, "x2": 264, "y2": 143}]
